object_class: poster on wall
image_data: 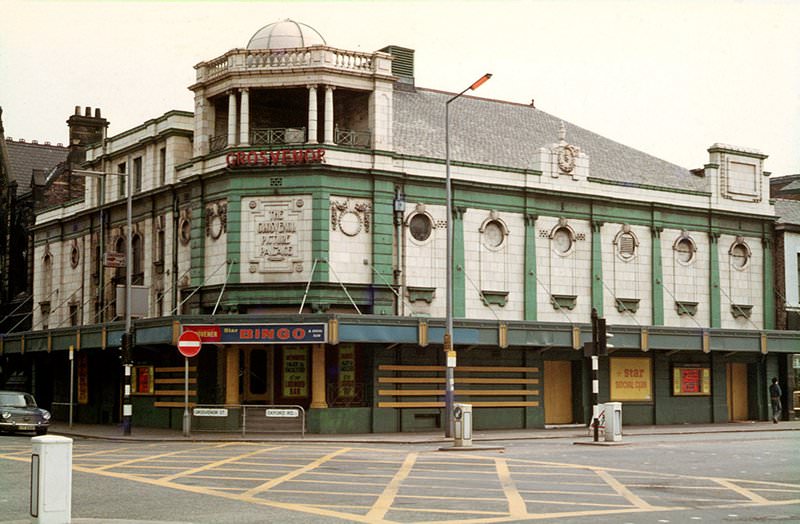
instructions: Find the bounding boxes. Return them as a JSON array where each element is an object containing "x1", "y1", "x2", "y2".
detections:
[
  {"x1": 282, "y1": 346, "x2": 308, "y2": 398},
  {"x1": 610, "y1": 357, "x2": 652, "y2": 401},
  {"x1": 77, "y1": 352, "x2": 89, "y2": 405},
  {"x1": 672, "y1": 366, "x2": 711, "y2": 396},
  {"x1": 132, "y1": 366, "x2": 155, "y2": 395},
  {"x1": 338, "y1": 344, "x2": 356, "y2": 400}
]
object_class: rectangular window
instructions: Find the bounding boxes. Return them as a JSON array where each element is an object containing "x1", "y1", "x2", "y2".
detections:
[
  {"x1": 159, "y1": 147, "x2": 166, "y2": 185},
  {"x1": 132, "y1": 365, "x2": 155, "y2": 394},
  {"x1": 609, "y1": 357, "x2": 653, "y2": 402},
  {"x1": 133, "y1": 157, "x2": 142, "y2": 193},
  {"x1": 69, "y1": 304, "x2": 80, "y2": 327},
  {"x1": 672, "y1": 366, "x2": 711, "y2": 396},
  {"x1": 117, "y1": 162, "x2": 126, "y2": 198}
]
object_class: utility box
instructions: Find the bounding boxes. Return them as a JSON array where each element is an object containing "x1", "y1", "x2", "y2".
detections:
[
  {"x1": 604, "y1": 402, "x2": 623, "y2": 442},
  {"x1": 453, "y1": 403, "x2": 473, "y2": 447},
  {"x1": 31, "y1": 435, "x2": 72, "y2": 524}
]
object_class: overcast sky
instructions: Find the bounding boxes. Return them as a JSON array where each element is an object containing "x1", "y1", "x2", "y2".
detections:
[{"x1": 1, "y1": 0, "x2": 798, "y2": 176}]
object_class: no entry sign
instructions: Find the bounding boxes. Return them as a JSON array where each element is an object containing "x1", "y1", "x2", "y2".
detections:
[{"x1": 177, "y1": 330, "x2": 202, "y2": 358}]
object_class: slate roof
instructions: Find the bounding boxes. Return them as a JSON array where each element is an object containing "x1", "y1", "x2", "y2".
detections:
[
  {"x1": 775, "y1": 199, "x2": 800, "y2": 225},
  {"x1": 393, "y1": 88, "x2": 705, "y2": 192},
  {"x1": 4, "y1": 139, "x2": 68, "y2": 195}
]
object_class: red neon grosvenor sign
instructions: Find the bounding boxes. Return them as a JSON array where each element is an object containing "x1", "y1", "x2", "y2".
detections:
[{"x1": 226, "y1": 148, "x2": 325, "y2": 168}]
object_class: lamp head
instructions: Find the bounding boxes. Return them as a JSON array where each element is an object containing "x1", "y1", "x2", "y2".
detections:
[{"x1": 469, "y1": 73, "x2": 492, "y2": 90}]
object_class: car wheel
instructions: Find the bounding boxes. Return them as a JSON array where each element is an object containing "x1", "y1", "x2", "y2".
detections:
[{"x1": 35, "y1": 427, "x2": 48, "y2": 435}]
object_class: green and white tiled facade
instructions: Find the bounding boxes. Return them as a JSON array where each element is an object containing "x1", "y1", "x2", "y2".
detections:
[{"x1": 3, "y1": 20, "x2": 796, "y2": 432}]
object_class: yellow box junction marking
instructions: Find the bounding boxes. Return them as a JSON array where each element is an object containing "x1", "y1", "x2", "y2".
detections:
[
  {"x1": 241, "y1": 447, "x2": 352, "y2": 498},
  {"x1": 495, "y1": 458, "x2": 527, "y2": 517},
  {"x1": 367, "y1": 452, "x2": 418, "y2": 521}
]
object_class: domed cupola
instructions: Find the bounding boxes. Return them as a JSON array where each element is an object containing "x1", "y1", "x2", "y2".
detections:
[{"x1": 246, "y1": 19, "x2": 327, "y2": 50}]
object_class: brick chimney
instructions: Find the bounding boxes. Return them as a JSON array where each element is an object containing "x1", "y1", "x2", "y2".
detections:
[{"x1": 67, "y1": 106, "x2": 109, "y2": 165}]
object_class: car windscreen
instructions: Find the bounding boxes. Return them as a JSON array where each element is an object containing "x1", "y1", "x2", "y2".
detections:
[{"x1": 0, "y1": 393, "x2": 28, "y2": 408}]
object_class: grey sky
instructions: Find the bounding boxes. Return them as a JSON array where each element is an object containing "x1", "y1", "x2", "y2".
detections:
[{"x1": 1, "y1": 0, "x2": 798, "y2": 176}]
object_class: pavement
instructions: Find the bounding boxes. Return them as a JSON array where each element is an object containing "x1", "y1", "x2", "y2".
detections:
[{"x1": 46, "y1": 418, "x2": 800, "y2": 444}]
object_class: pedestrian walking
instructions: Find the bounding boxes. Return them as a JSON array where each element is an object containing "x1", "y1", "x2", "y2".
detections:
[{"x1": 769, "y1": 377, "x2": 782, "y2": 423}]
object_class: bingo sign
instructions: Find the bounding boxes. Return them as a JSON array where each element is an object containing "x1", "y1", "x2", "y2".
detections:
[{"x1": 182, "y1": 323, "x2": 327, "y2": 345}]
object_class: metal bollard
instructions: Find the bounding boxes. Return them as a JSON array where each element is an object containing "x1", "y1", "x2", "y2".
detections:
[{"x1": 31, "y1": 435, "x2": 72, "y2": 524}]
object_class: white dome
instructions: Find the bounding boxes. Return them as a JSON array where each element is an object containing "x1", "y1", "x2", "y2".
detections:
[{"x1": 247, "y1": 19, "x2": 326, "y2": 50}]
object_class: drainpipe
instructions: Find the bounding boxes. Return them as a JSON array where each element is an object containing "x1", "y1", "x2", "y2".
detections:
[
  {"x1": 393, "y1": 188, "x2": 406, "y2": 316},
  {"x1": 171, "y1": 187, "x2": 179, "y2": 314}
]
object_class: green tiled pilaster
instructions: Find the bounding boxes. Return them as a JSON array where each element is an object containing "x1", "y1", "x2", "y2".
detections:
[
  {"x1": 189, "y1": 189, "x2": 205, "y2": 291},
  {"x1": 226, "y1": 196, "x2": 241, "y2": 285},
  {"x1": 763, "y1": 238, "x2": 775, "y2": 329},
  {"x1": 709, "y1": 232, "x2": 721, "y2": 327},
  {"x1": 591, "y1": 220, "x2": 603, "y2": 316},
  {"x1": 651, "y1": 227, "x2": 664, "y2": 325},
  {"x1": 453, "y1": 207, "x2": 465, "y2": 318},
  {"x1": 372, "y1": 180, "x2": 396, "y2": 315},
  {"x1": 524, "y1": 214, "x2": 537, "y2": 321},
  {"x1": 313, "y1": 189, "x2": 330, "y2": 282}
]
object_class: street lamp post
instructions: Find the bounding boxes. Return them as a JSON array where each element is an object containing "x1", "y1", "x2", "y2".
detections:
[
  {"x1": 73, "y1": 169, "x2": 133, "y2": 435},
  {"x1": 444, "y1": 73, "x2": 491, "y2": 438}
]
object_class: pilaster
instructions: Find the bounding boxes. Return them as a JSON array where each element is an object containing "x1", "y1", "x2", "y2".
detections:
[
  {"x1": 591, "y1": 220, "x2": 604, "y2": 317},
  {"x1": 709, "y1": 231, "x2": 721, "y2": 328},
  {"x1": 524, "y1": 214, "x2": 538, "y2": 320},
  {"x1": 651, "y1": 226, "x2": 664, "y2": 325},
  {"x1": 763, "y1": 237, "x2": 775, "y2": 329},
  {"x1": 239, "y1": 88, "x2": 249, "y2": 146},
  {"x1": 453, "y1": 206, "x2": 466, "y2": 318}
]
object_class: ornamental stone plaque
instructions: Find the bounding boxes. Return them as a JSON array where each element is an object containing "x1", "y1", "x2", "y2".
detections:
[{"x1": 241, "y1": 196, "x2": 311, "y2": 282}]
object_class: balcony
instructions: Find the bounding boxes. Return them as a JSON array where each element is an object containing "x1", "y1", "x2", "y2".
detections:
[
  {"x1": 252, "y1": 127, "x2": 306, "y2": 145},
  {"x1": 196, "y1": 46, "x2": 392, "y2": 84},
  {"x1": 209, "y1": 126, "x2": 371, "y2": 152}
]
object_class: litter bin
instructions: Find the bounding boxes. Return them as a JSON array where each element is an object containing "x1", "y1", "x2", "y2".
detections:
[
  {"x1": 31, "y1": 435, "x2": 72, "y2": 524},
  {"x1": 453, "y1": 403, "x2": 473, "y2": 447},
  {"x1": 604, "y1": 402, "x2": 622, "y2": 442}
]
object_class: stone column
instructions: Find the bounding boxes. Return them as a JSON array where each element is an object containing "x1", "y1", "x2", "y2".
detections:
[
  {"x1": 225, "y1": 346, "x2": 239, "y2": 405},
  {"x1": 239, "y1": 88, "x2": 250, "y2": 146},
  {"x1": 307, "y1": 85, "x2": 318, "y2": 144},
  {"x1": 323, "y1": 85, "x2": 335, "y2": 144},
  {"x1": 227, "y1": 91, "x2": 238, "y2": 147},
  {"x1": 310, "y1": 343, "x2": 328, "y2": 408}
]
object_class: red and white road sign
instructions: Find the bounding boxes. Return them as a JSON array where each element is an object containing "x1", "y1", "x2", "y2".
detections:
[{"x1": 177, "y1": 330, "x2": 202, "y2": 358}]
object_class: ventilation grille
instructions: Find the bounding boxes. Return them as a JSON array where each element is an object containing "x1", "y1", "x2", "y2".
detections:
[{"x1": 270, "y1": 177, "x2": 283, "y2": 187}]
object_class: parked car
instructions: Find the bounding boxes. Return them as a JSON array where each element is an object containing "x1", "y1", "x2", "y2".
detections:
[{"x1": 0, "y1": 391, "x2": 50, "y2": 435}]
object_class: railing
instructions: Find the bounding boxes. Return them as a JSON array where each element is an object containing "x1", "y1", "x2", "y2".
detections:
[
  {"x1": 198, "y1": 46, "x2": 384, "y2": 83},
  {"x1": 335, "y1": 126, "x2": 371, "y2": 148},
  {"x1": 251, "y1": 127, "x2": 306, "y2": 145},
  {"x1": 209, "y1": 134, "x2": 228, "y2": 153},
  {"x1": 189, "y1": 404, "x2": 305, "y2": 437}
]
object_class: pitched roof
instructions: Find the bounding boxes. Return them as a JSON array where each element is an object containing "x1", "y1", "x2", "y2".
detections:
[
  {"x1": 393, "y1": 88, "x2": 705, "y2": 192},
  {"x1": 4, "y1": 139, "x2": 68, "y2": 195},
  {"x1": 775, "y1": 198, "x2": 800, "y2": 225}
]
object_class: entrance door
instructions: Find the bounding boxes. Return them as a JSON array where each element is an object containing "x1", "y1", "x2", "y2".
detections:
[
  {"x1": 727, "y1": 362, "x2": 748, "y2": 421},
  {"x1": 240, "y1": 348, "x2": 272, "y2": 404},
  {"x1": 544, "y1": 360, "x2": 573, "y2": 424}
]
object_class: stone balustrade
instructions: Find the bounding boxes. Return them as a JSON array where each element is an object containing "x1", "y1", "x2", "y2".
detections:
[{"x1": 197, "y1": 46, "x2": 390, "y2": 82}]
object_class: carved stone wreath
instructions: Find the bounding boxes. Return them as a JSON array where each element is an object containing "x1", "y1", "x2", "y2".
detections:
[
  {"x1": 331, "y1": 199, "x2": 371, "y2": 237},
  {"x1": 205, "y1": 200, "x2": 228, "y2": 240}
]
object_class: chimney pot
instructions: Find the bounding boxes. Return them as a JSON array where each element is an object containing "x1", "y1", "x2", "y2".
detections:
[
  {"x1": 95, "y1": 108, "x2": 101, "y2": 118},
  {"x1": 45, "y1": 141, "x2": 51, "y2": 145},
  {"x1": 75, "y1": 106, "x2": 81, "y2": 115},
  {"x1": 85, "y1": 106, "x2": 91, "y2": 117},
  {"x1": 32, "y1": 140, "x2": 38, "y2": 144}
]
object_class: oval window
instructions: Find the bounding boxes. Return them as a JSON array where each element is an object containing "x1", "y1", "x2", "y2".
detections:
[
  {"x1": 675, "y1": 237, "x2": 694, "y2": 264},
  {"x1": 553, "y1": 227, "x2": 573, "y2": 255},
  {"x1": 731, "y1": 242, "x2": 749, "y2": 269},
  {"x1": 409, "y1": 214, "x2": 432, "y2": 242},
  {"x1": 618, "y1": 232, "x2": 636, "y2": 260},
  {"x1": 483, "y1": 220, "x2": 504, "y2": 248}
]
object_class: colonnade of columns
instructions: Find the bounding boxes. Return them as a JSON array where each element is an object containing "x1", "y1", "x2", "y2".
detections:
[{"x1": 224, "y1": 85, "x2": 336, "y2": 148}]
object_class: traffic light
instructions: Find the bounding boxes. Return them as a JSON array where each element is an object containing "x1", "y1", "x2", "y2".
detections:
[{"x1": 597, "y1": 318, "x2": 613, "y2": 356}]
